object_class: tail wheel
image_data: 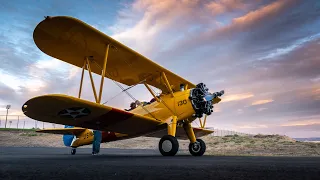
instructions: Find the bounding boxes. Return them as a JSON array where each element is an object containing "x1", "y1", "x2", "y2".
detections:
[
  {"x1": 159, "y1": 135, "x2": 179, "y2": 156},
  {"x1": 71, "y1": 148, "x2": 76, "y2": 155},
  {"x1": 189, "y1": 139, "x2": 206, "y2": 156}
]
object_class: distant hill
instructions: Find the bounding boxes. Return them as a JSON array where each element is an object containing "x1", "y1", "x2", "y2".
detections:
[{"x1": 293, "y1": 137, "x2": 320, "y2": 142}]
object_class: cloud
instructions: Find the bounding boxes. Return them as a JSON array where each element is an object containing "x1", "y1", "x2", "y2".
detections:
[
  {"x1": 110, "y1": 0, "x2": 215, "y2": 58},
  {"x1": 281, "y1": 120, "x2": 320, "y2": 127},
  {"x1": 258, "y1": 33, "x2": 320, "y2": 60},
  {"x1": 231, "y1": 0, "x2": 296, "y2": 27},
  {"x1": 236, "y1": 124, "x2": 268, "y2": 129},
  {"x1": 206, "y1": 0, "x2": 249, "y2": 16},
  {"x1": 222, "y1": 93, "x2": 254, "y2": 102},
  {"x1": 257, "y1": 107, "x2": 268, "y2": 112},
  {"x1": 170, "y1": 0, "x2": 301, "y2": 52},
  {"x1": 251, "y1": 99, "x2": 274, "y2": 106},
  {"x1": 214, "y1": 106, "x2": 221, "y2": 113}
]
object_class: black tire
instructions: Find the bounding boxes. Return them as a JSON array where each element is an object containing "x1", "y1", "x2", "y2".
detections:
[
  {"x1": 158, "y1": 135, "x2": 179, "y2": 156},
  {"x1": 189, "y1": 139, "x2": 206, "y2": 156},
  {"x1": 71, "y1": 148, "x2": 76, "y2": 155}
]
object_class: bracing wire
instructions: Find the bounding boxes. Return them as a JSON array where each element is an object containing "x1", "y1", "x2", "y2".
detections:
[
  {"x1": 102, "y1": 79, "x2": 146, "y2": 105},
  {"x1": 91, "y1": 60, "x2": 158, "y2": 120}
]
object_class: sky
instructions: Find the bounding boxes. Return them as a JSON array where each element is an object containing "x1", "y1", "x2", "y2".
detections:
[{"x1": 0, "y1": 0, "x2": 319, "y2": 138}]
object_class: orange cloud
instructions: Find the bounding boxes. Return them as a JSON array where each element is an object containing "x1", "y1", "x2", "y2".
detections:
[
  {"x1": 214, "y1": 106, "x2": 221, "y2": 112},
  {"x1": 236, "y1": 124, "x2": 268, "y2": 129},
  {"x1": 251, "y1": 99, "x2": 274, "y2": 105},
  {"x1": 112, "y1": 0, "x2": 205, "y2": 55},
  {"x1": 222, "y1": 93, "x2": 254, "y2": 102},
  {"x1": 206, "y1": 0, "x2": 249, "y2": 16},
  {"x1": 312, "y1": 88, "x2": 320, "y2": 100},
  {"x1": 232, "y1": 0, "x2": 298, "y2": 27},
  {"x1": 281, "y1": 119, "x2": 320, "y2": 127}
]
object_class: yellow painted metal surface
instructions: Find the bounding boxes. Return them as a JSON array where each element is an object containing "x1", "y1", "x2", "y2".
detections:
[
  {"x1": 24, "y1": 89, "x2": 199, "y2": 136},
  {"x1": 23, "y1": 94, "x2": 161, "y2": 135},
  {"x1": 98, "y1": 44, "x2": 110, "y2": 104},
  {"x1": 71, "y1": 129, "x2": 94, "y2": 147},
  {"x1": 183, "y1": 122, "x2": 197, "y2": 143},
  {"x1": 25, "y1": 16, "x2": 225, "y2": 147},
  {"x1": 167, "y1": 116, "x2": 177, "y2": 136},
  {"x1": 33, "y1": 16, "x2": 195, "y2": 94}
]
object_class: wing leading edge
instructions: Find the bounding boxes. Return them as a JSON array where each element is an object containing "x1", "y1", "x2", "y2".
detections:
[{"x1": 33, "y1": 16, "x2": 196, "y2": 94}]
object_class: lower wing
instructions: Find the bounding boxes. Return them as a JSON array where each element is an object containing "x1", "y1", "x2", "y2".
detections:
[{"x1": 23, "y1": 94, "x2": 162, "y2": 135}]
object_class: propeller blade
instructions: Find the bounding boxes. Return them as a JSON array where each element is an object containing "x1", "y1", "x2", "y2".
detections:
[{"x1": 203, "y1": 94, "x2": 216, "y2": 101}]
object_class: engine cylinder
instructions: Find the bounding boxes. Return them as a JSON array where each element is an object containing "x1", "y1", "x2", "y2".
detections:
[{"x1": 189, "y1": 83, "x2": 224, "y2": 118}]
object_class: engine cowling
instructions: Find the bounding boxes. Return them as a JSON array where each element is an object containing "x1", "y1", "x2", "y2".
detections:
[{"x1": 189, "y1": 83, "x2": 224, "y2": 118}]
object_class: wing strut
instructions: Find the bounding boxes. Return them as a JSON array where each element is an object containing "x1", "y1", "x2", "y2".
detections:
[
  {"x1": 144, "y1": 82, "x2": 160, "y2": 102},
  {"x1": 198, "y1": 115, "x2": 207, "y2": 128},
  {"x1": 161, "y1": 72, "x2": 174, "y2": 97},
  {"x1": 78, "y1": 44, "x2": 110, "y2": 103}
]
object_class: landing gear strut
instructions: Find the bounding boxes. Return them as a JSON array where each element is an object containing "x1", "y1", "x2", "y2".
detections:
[
  {"x1": 71, "y1": 148, "x2": 76, "y2": 155},
  {"x1": 184, "y1": 121, "x2": 206, "y2": 156},
  {"x1": 158, "y1": 116, "x2": 207, "y2": 156}
]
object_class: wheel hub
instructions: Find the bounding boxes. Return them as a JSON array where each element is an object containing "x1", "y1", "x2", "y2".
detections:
[
  {"x1": 162, "y1": 140, "x2": 172, "y2": 152},
  {"x1": 192, "y1": 142, "x2": 201, "y2": 152}
]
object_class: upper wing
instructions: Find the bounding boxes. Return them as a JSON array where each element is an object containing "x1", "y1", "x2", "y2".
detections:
[
  {"x1": 33, "y1": 16, "x2": 196, "y2": 94},
  {"x1": 36, "y1": 128, "x2": 86, "y2": 135},
  {"x1": 23, "y1": 94, "x2": 163, "y2": 135}
]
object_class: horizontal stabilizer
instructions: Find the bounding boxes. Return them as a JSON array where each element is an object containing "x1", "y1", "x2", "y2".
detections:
[
  {"x1": 144, "y1": 126, "x2": 213, "y2": 140},
  {"x1": 36, "y1": 128, "x2": 86, "y2": 136}
]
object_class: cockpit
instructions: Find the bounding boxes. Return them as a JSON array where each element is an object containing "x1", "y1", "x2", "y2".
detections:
[{"x1": 125, "y1": 96, "x2": 160, "y2": 111}]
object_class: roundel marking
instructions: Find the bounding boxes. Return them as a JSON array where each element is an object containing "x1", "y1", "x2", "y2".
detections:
[{"x1": 58, "y1": 107, "x2": 91, "y2": 119}]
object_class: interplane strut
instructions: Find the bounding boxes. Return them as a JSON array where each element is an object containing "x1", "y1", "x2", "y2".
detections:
[{"x1": 78, "y1": 44, "x2": 110, "y2": 104}]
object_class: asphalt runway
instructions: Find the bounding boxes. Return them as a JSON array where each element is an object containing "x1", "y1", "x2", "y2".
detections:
[{"x1": 1, "y1": 147, "x2": 319, "y2": 180}]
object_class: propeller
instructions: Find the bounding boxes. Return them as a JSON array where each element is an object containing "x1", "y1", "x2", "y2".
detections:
[{"x1": 190, "y1": 83, "x2": 224, "y2": 118}]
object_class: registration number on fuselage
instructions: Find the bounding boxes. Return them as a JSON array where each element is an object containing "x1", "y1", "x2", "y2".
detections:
[{"x1": 177, "y1": 100, "x2": 187, "y2": 106}]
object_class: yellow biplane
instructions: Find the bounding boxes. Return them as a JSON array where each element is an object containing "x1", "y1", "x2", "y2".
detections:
[{"x1": 22, "y1": 16, "x2": 224, "y2": 156}]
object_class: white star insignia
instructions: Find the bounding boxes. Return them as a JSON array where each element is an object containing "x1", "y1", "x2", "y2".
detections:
[{"x1": 60, "y1": 108, "x2": 89, "y2": 118}]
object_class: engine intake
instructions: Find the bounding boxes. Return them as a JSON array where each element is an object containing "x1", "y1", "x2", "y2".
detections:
[{"x1": 189, "y1": 83, "x2": 224, "y2": 118}]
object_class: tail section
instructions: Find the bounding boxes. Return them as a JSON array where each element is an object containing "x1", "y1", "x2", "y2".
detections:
[{"x1": 36, "y1": 126, "x2": 87, "y2": 147}]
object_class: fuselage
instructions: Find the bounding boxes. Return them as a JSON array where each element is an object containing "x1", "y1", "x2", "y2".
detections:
[
  {"x1": 131, "y1": 89, "x2": 195, "y2": 123},
  {"x1": 66, "y1": 88, "x2": 221, "y2": 148}
]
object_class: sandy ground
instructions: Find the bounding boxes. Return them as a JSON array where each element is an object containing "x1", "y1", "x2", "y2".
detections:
[{"x1": 1, "y1": 130, "x2": 319, "y2": 156}]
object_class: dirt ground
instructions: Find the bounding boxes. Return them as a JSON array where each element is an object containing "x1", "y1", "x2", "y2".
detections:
[{"x1": 1, "y1": 130, "x2": 319, "y2": 156}]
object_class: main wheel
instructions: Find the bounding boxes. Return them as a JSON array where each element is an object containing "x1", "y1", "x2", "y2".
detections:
[
  {"x1": 158, "y1": 135, "x2": 179, "y2": 156},
  {"x1": 71, "y1": 148, "x2": 76, "y2": 155},
  {"x1": 189, "y1": 139, "x2": 206, "y2": 156}
]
